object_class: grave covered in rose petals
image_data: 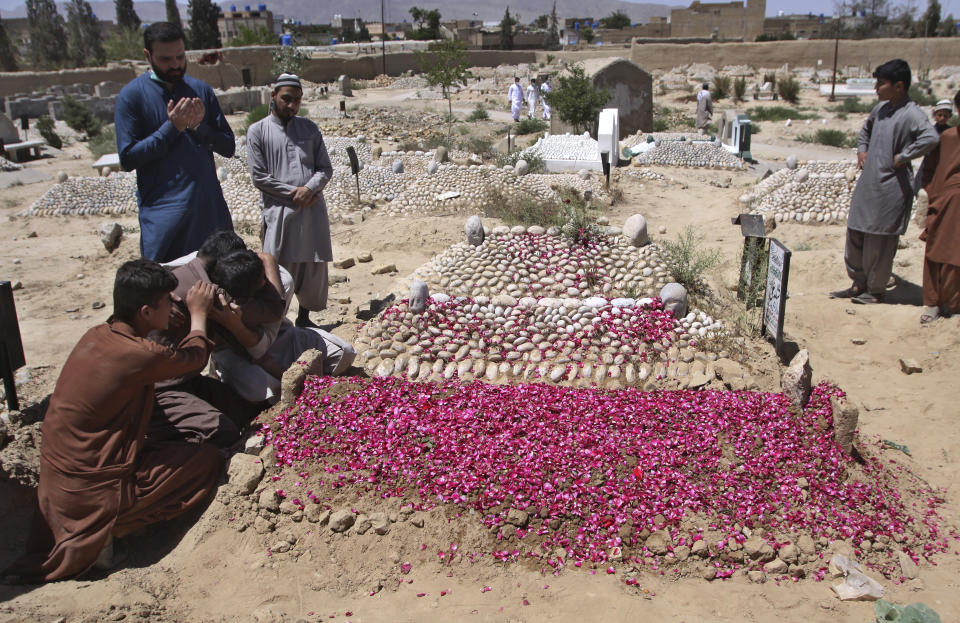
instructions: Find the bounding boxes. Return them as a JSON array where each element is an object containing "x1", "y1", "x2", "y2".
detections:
[{"x1": 260, "y1": 377, "x2": 950, "y2": 582}]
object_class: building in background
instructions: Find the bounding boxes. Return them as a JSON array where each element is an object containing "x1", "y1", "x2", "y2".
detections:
[
  {"x1": 218, "y1": 4, "x2": 276, "y2": 42},
  {"x1": 670, "y1": 0, "x2": 765, "y2": 41}
]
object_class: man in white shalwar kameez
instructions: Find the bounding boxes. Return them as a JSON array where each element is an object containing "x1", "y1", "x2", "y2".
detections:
[
  {"x1": 540, "y1": 77, "x2": 552, "y2": 120},
  {"x1": 246, "y1": 73, "x2": 333, "y2": 329},
  {"x1": 525, "y1": 78, "x2": 540, "y2": 119},
  {"x1": 507, "y1": 77, "x2": 523, "y2": 122}
]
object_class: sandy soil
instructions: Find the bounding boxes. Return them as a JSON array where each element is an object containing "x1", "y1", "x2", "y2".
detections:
[{"x1": 0, "y1": 77, "x2": 958, "y2": 623}]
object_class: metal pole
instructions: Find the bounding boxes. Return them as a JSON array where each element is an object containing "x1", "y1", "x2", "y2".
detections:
[
  {"x1": 381, "y1": 0, "x2": 387, "y2": 76},
  {"x1": 830, "y1": 19, "x2": 839, "y2": 102}
]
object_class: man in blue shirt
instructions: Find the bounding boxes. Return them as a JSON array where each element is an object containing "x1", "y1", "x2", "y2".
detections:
[{"x1": 115, "y1": 22, "x2": 235, "y2": 263}]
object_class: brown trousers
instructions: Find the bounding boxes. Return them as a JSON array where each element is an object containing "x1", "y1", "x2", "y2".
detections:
[{"x1": 922, "y1": 257, "x2": 960, "y2": 313}]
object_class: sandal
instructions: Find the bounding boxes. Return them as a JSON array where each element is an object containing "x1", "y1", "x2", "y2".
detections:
[
  {"x1": 920, "y1": 306, "x2": 941, "y2": 325},
  {"x1": 829, "y1": 285, "x2": 864, "y2": 299},
  {"x1": 852, "y1": 292, "x2": 884, "y2": 305}
]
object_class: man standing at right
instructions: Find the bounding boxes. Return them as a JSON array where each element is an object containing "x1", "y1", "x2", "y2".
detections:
[
  {"x1": 540, "y1": 76, "x2": 552, "y2": 121},
  {"x1": 246, "y1": 74, "x2": 333, "y2": 329},
  {"x1": 830, "y1": 59, "x2": 939, "y2": 305},
  {"x1": 695, "y1": 83, "x2": 713, "y2": 135},
  {"x1": 508, "y1": 77, "x2": 523, "y2": 122}
]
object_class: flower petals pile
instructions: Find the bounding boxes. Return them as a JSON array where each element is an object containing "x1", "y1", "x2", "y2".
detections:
[{"x1": 264, "y1": 378, "x2": 949, "y2": 578}]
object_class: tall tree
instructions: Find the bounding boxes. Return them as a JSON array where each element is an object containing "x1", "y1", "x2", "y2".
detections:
[
  {"x1": 940, "y1": 13, "x2": 957, "y2": 35},
  {"x1": 166, "y1": 0, "x2": 183, "y2": 27},
  {"x1": 546, "y1": 1, "x2": 560, "y2": 49},
  {"x1": 114, "y1": 0, "x2": 140, "y2": 31},
  {"x1": 500, "y1": 7, "x2": 515, "y2": 50},
  {"x1": 600, "y1": 10, "x2": 631, "y2": 29},
  {"x1": 543, "y1": 63, "x2": 609, "y2": 134},
  {"x1": 188, "y1": 0, "x2": 221, "y2": 49},
  {"x1": 0, "y1": 11, "x2": 18, "y2": 71},
  {"x1": 415, "y1": 38, "x2": 470, "y2": 118},
  {"x1": 27, "y1": 0, "x2": 67, "y2": 68},
  {"x1": 922, "y1": 0, "x2": 941, "y2": 35},
  {"x1": 67, "y1": 0, "x2": 105, "y2": 67}
]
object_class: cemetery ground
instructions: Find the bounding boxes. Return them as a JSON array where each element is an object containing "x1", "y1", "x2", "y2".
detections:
[{"x1": 0, "y1": 77, "x2": 959, "y2": 623}]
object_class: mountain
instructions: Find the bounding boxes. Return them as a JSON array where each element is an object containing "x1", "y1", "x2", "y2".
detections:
[{"x1": 0, "y1": 1, "x2": 676, "y2": 26}]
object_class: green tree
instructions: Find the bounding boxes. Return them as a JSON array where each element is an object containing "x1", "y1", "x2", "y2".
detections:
[
  {"x1": 534, "y1": 14, "x2": 548, "y2": 29},
  {"x1": 543, "y1": 63, "x2": 609, "y2": 134},
  {"x1": 114, "y1": 0, "x2": 140, "y2": 31},
  {"x1": 27, "y1": 0, "x2": 67, "y2": 68},
  {"x1": 409, "y1": 7, "x2": 440, "y2": 39},
  {"x1": 61, "y1": 94, "x2": 103, "y2": 136},
  {"x1": 0, "y1": 12, "x2": 18, "y2": 71},
  {"x1": 189, "y1": 0, "x2": 221, "y2": 49},
  {"x1": 500, "y1": 7, "x2": 515, "y2": 50},
  {"x1": 581, "y1": 27, "x2": 595, "y2": 44},
  {"x1": 272, "y1": 44, "x2": 306, "y2": 76},
  {"x1": 228, "y1": 25, "x2": 276, "y2": 46},
  {"x1": 923, "y1": 0, "x2": 941, "y2": 35},
  {"x1": 600, "y1": 10, "x2": 631, "y2": 29},
  {"x1": 67, "y1": 0, "x2": 105, "y2": 67},
  {"x1": 940, "y1": 13, "x2": 957, "y2": 35},
  {"x1": 104, "y1": 27, "x2": 142, "y2": 61},
  {"x1": 166, "y1": 0, "x2": 182, "y2": 27},
  {"x1": 415, "y1": 38, "x2": 470, "y2": 118},
  {"x1": 546, "y1": 2, "x2": 560, "y2": 49}
]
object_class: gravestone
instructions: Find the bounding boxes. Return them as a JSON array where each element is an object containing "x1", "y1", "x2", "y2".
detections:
[
  {"x1": 338, "y1": 75, "x2": 352, "y2": 97},
  {"x1": 0, "y1": 113, "x2": 18, "y2": 145},
  {"x1": 597, "y1": 108, "x2": 620, "y2": 164},
  {"x1": 762, "y1": 238, "x2": 791, "y2": 351}
]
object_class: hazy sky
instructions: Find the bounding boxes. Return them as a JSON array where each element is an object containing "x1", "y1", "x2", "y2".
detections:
[{"x1": 763, "y1": 0, "x2": 960, "y2": 17}]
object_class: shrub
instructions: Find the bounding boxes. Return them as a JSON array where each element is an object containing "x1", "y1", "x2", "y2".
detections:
[
  {"x1": 745, "y1": 106, "x2": 812, "y2": 122},
  {"x1": 829, "y1": 97, "x2": 874, "y2": 114},
  {"x1": 495, "y1": 150, "x2": 546, "y2": 173},
  {"x1": 244, "y1": 103, "x2": 270, "y2": 133},
  {"x1": 733, "y1": 77, "x2": 747, "y2": 101},
  {"x1": 514, "y1": 118, "x2": 548, "y2": 135},
  {"x1": 652, "y1": 118, "x2": 669, "y2": 132},
  {"x1": 909, "y1": 85, "x2": 937, "y2": 106},
  {"x1": 482, "y1": 187, "x2": 566, "y2": 227},
  {"x1": 777, "y1": 75, "x2": 800, "y2": 104},
  {"x1": 467, "y1": 104, "x2": 489, "y2": 121},
  {"x1": 763, "y1": 72, "x2": 777, "y2": 88},
  {"x1": 797, "y1": 129, "x2": 857, "y2": 148},
  {"x1": 464, "y1": 135, "x2": 494, "y2": 158},
  {"x1": 87, "y1": 124, "x2": 116, "y2": 158},
  {"x1": 35, "y1": 115, "x2": 62, "y2": 149},
  {"x1": 711, "y1": 75, "x2": 731, "y2": 100},
  {"x1": 425, "y1": 134, "x2": 456, "y2": 151},
  {"x1": 658, "y1": 225, "x2": 722, "y2": 294},
  {"x1": 61, "y1": 95, "x2": 103, "y2": 137}
]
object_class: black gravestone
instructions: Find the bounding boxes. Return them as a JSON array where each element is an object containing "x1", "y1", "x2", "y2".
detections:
[{"x1": 0, "y1": 281, "x2": 26, "y2": 411}]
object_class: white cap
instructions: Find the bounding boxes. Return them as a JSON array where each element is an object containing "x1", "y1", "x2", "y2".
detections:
[{"x1": 934, "y1": 99, "x2": 953, "y2": 113}]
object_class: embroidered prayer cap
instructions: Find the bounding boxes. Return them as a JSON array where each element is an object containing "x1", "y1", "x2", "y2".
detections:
[
  {"x1": 274, "y1": 73, "x2": 303, "y2": 91},
  {"x1": 934, "y1": 99, "x2": 953, "y2": 113}
]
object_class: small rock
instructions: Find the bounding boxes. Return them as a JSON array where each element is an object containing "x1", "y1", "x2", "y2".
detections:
[
  {"x1": 372, "y1": 146, "x2": 382, "y2": 159},
  {"x1": 514, "y1": 160, "x2": 529, "y2": 176},
  {"x1": 465, "y1": 214, "x2": 485, "y2": 246},
  {"x1": 258, "y1": 489, "x2": 280, "y2": 512},
  {"x1": 279, "y1": 501, "x2": 298, "y2": 515},
  {"x1": 409, "y1": 280, "x2": 429, "y2": 314},
  {"x1": 898, "y1": 551, "x2": 919, "y2": 579},
  {"x1": 333, "y1": 257, "x2": 355, "y2": 269},
  {"x1": 91, "y1": 301, "x2": 105, "y2": 310},
  {"x1": 645, "y1": 530, "x2": 670, "y2": 555},
  {"x1": 357, "y1": 252, "x2": 373, "y2": 262},
  {"x1": 98, "y1": 222, "x2": 123, "y2": 253},
  {"x1": 426, "y1": 161, "x2": 439, "y2": 175},
  {"x1": 304, "y1": 505, "x2": 329, "y2": 524},
  {"x1": 658, "y1": 225, "x2": 667, "y2": 234},
  {"x1": 659, "y1": 283, "x2": 688, "y2": 319},
  {"x1": 434, "y1": 145, "x2": 448, "y2": 162},
  {"x1": 701, "y1": 566, "x2": 717, "y2": 580},
  {"x1": 851, "y1": 337, "x2": 866, "y2": 345},
  {"x1": 370, "y1": 512, "x2": 390, "y2": 535},
  {"x1": 786, "y1": 155, "x2": 797, "y2": 169},
  {"x1": 797, "y1": 534, "x2": 816, "y2": 556},
  {"x1": 56, "y1": 171, "x2": 68, "y2": 183},
  {"x1": 272, "y1": 540, "x2": 290, "y2": 553},
  {"x1": 782, "y1": 349, "x2": 812, "y2": 408},
  {"x1": 830, "y1": 396, "x2": 859, "y2": 455},
  {"x1": 329, "y1": 509, "x2": 356, "y2": 533},
  {"x1": 410, "y1": 514, "x2": 425, "y2": 528},
  {"x1": 244, "y1": 433, "x2": 265, "y2": 455},
  {"x1": 11, "y1": 280, "x2": 22, "y2": 291},
  {"x1": 747, "y1": 570, "x2": 766, "y2": 583},
  {"x1": 691, "y1": 540, "x2": 708, "y2": 557},
  {"x1": 370, "y1": 264, "x2": 397, "y2": 275},
  {"x1": 392, "y1": 160, "x2": 404, "y2": 174},
  {"x1": 622, "y1": 214, "x2": 649, "y2": 247},
  {"x1": 764, "y1": 558, "x2": 788, "y2": 575},
  {"x1": 506, "y1": 508, "x2": 529, "y2": 528},
  {"x1": 253, "y1": 516, "x2": 274, "y2": 534},
  {"x1": 226, "y1": 453, "x2": 264, "y2": 495},
  {"x1": 779, "y1": 543, "x2": 799, "y2": 564},
  {"x1": 899, "y1": 358, "x2": 922, "y2": 375}
]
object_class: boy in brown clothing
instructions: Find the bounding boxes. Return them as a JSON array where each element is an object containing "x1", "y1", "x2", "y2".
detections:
[{"x1": 2, "y1": 260, "x2": 222, "y2": 583}]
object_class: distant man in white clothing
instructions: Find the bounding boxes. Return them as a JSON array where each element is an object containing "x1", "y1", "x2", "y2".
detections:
[
  {"x1": 525, "y1": 78, "x2": 540, "y2": 119},
  {"x1": 507, "y1": 77, "x2": 523, "y2": 122},
  {"x1": 540, "y1": 77, "x2": 552, "y2": 120},
  {"x1": 696, "y1": 83, "x2": 713, "y2": 135}
]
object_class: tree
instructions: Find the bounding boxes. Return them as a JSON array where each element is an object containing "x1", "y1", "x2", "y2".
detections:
[
  {"x1": 227, "y1": 25, "x2": 276, "y2": 46},
  {"x1": 114, "y1": 0, "x2": 140, "y2": 31},
  {"x1": 581, "y1": 27, "x2": 595, "y2": 44},
  {"x1": 600, "y1": 10, "x2": 631, "y2": 29},
  {"x1": 922, "y1": 0, "x2": 941, "y2": 35},
  {"x1": 940, "y1": 13, "x2": 957, "y2": 35},
  {"x1": 0, "y1": 12, "x2": 18, "y2": 71},
  {"x1": 409, "y1": 6, "x2": 425, "y2": 29},
  {"x1": 546, "y1": 2, "x2": 560, "y2": 49},
  {"x1": 500, "y1": 7, "x2": 515, "y2": 50},
  {"x1": 189, "y1": 0, "x2": 221, "y2": 49},
  {"x1": 543, "y1": 63, "x2": 609, "y2": 134},
  {"x1": 166, "y1": 0, "x2": 182, "y2": 27},
  {"x1": 67, "y1": 0, "x2": 105, "y2": 67},
  {"x1": 534, "y1": 14, "x2": 548, "y2": 29},
  {"x1": 27, "y1": 0, "x2": 67, "y2": 68},
  {"x1": 409, "y1": 6, "x2": 440, "y2": 39},
  {"x1": 415, "y1": 38, "x2": 470, "y2": 118},
  {"x1": 272, "y1": 44, "x2": 306, "y2": 76},
  {"x1": 104, "y1": 26, "x2": 142, "y2": 61}
]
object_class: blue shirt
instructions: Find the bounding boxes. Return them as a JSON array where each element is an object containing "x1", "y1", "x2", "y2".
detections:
[{"x1": 115, "y1": 72, "x2": 235, "y2": 262}]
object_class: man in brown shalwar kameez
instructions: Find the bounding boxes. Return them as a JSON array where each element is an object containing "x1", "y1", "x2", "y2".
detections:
[
  {"x1": 2, "y1": 260, "x2": 222, "y2": 583},
  {"x1": 920, "y1": 91, "x2": 960, "y2": 324}
]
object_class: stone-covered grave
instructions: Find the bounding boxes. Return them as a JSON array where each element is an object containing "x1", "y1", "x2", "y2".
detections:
[
  {"x1": 740, "y1": 159, "x2": 861, "y2": 224},
  {"x1": 622, "y1": 132, "x2": 745, "y2": 170}
]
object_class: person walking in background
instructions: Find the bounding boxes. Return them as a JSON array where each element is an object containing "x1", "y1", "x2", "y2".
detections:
[
  {"x1": 246, "y1": 74, "x2": 334, "y2": 329},
  {"x1": 829, "y1": 59, "x2": 939, "y2": 305},
  {"x1": 507, "y1": 77, "x2": 523, "y2": 122},
  {"x1": 696, "y1": 83, "x2": 713, "y2": 135},
  {"x1": 525, "y1": 78, "x2": 540, "y2": 119},
  {"x1": 540, "y1": 76, "x2": 552, "y2": 121},
  {"x1": 919, "y1": 90, "x2": 960, "y2": 323},
  {"x1": 115, "y1": 22, "x2": 235, "y2": 263}
]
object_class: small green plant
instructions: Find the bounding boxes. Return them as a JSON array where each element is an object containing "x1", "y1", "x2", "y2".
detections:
[
  {"x1": 658, "y1": 225, "x2": 722, "y2": 294},
  {"x1": 243, "y1": 103, "x2": 270, "y2": 133},
  {"x1": 558, "y1": 189, "x2": 602, "y2": 246},
  {"x1": 87, "y1": 124, "x2": 116, "y2": 158},
  {"x1": 777, "y1": 75, "x2": 801, "y2": 104},
  {"x1": 464, "y1": 135, "x2": 494, "y2": 158},
  {"x1": 711, "y1": 75, "x2": 731, "y2": 100},
  {"x1": 545, "y1": 54, "x2": 555, "y2": 64},
  {"x1": 680, "y1": 116, "x2": 695, "y2": 128},
  {"x1": 495, "y1": 150, "x2": 546, "y2": 173},
  {"x1": 457, "y1": 125, "x2": 470, "y2": 135},
  {"x1": 35, "y1": 115, "x2": 62, "y2": 149},
  {"x1": 652, "y1": 118, "x2": 669, "y2": 132},
  {"x1": 909, "y1": 84, "x2": 937, "y2": 106},
  {"x1": 61, "y1": 95, "x2": 103, "y2": 137},
  {"x1": 733, "y1": 77, "x2": 747, "y2": 101},
  {"x1": 425, "y1": 134, "x2": 456, "y2": 151},
  {"x1": 481, "y1": 186, "x2": 566, "y2": 227},
  {"x1": 514, "y1": 118, "x2": 548, "y2": 135},
  {"x1": 797, "y1": 129, "x2": 857, "y2": 148},
  {"x1": 829, "y1": 97, "x2": 875, "y2": 114},
  {"x1": 745, "y1": 106, "x2": 812, "y2": 122},
  {"x1": 467, "y1": 104, "x2": 489, "y2": 121},
  {"x1": 273, "y1": 44, "x2": 306, "y2": 76}
]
